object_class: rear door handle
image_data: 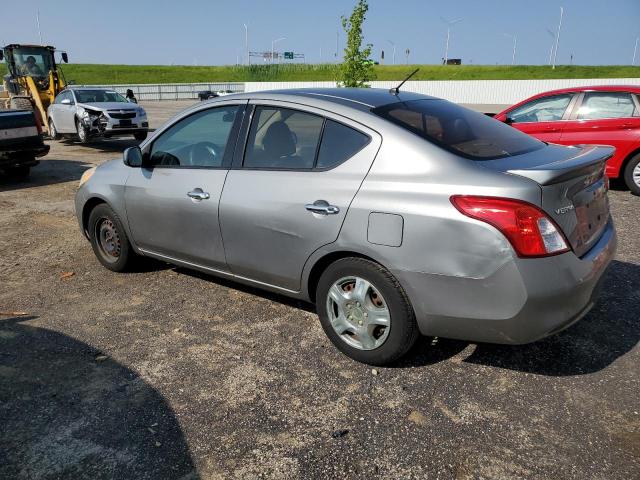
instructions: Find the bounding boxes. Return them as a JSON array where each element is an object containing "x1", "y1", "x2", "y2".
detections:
[
  {"x1": 187, "y1": 189, "x2": 210, "y2": 201},
  {"x1": 305, "y1": 200, "x2": 340, "y2": 215}
]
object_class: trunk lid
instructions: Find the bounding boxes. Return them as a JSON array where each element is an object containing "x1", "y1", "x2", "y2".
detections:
[{"x1": 481, "y1": 144, "x2": 614, "y2": 257}]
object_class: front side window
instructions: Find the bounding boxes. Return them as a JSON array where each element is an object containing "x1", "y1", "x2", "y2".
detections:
[
  {"x1": 373, "y1": 99, "x2": 544, "y2": 160},
  {"x1": 54, "y1": 91, "x2": 68, "y2": 104},
  {"x1": 577, "y1": 92, "x2": 636, "y2": 120},
  {"x1": 507, "y1": 94, "x2": 573, "y2": 123},
  {"x1": 74, "y1": 90, "x2": 128, "y2": 104},
  {"x1": 244, "y1": 107, "x2": 324, "y2": 169},
  {"x1": 149, "y1": 105, "x2": 240, "y2": 168}
]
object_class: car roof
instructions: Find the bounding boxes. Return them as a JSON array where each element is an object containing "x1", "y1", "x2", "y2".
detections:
[
  {"x1": 227, "y1": 88, "x2": 436, "y2": 111},
  {"x1": 532, "y1": 85, "x2": 640, "y2": 96}
]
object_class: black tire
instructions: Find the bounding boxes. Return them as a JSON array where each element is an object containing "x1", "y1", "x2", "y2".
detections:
[
  {"x1": 76, "y1": 118, "x2": 90, "y2": 144},
  {"x1": 48, "y1": 118, "x2": 60, "y2": 140},
  {"x1": 623, "y1": 153, "x2": 640, "y2": 196},
  {"x1": 9, "y1": 97, "x2": 33, "y2": 111},
  {"x1": 134, "y1": 131, "x2": 148, "y2": 141},
  {"x1": 88, "y1": 203, "x2": 136, "y2": 272},
  {"x1": 316, "y1": 257, "x2": 419, "y2": 365}
]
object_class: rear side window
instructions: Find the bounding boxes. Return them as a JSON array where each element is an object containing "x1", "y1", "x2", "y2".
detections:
[
  {"x1": 373, "y1": 99, "x2": 544, "y2": 160},
  {"x1": 244, "y1": 107, "x2": 324, "y2": 169},
  {"x1": 577, "y1": 92, "x2": 637, "y2": 119},
  {"x1": 316, "y1": 120, "x2": 370, "y2": 169}
]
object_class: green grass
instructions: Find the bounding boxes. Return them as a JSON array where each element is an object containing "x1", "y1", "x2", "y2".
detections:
[{"x1": 2, "y1": 63, "x2": 640, "y2": 84}]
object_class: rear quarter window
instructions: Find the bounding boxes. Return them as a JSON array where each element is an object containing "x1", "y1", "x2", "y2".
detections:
[
  {"x1": 373, "y1": 99, "x2": 544, "y2": 160},
  {"x1": 316, "y1": 120, "x2": 370, "y2": 169}
]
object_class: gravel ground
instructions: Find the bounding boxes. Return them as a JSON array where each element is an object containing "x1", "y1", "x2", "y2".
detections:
[{"x1": 0, "y1": 101, "x2": 638, "y2": 480}]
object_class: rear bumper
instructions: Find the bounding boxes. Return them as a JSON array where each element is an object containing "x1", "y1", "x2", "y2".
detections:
[
  {"x1": 0, "y1": 137, "x2": 49, "y2": 168},
  {"x1": 396, "y1": 220, "x2": 617, "y2": 344}
]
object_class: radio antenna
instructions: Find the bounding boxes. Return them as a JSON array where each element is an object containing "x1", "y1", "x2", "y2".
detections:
[{"x1": 389, "y1": 68, "x2": 419, "y2": 95}]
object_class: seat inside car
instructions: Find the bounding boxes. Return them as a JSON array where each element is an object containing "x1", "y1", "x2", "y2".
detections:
[{"x1": 253, "y1": 121, "x2": 305, "y2": 168}]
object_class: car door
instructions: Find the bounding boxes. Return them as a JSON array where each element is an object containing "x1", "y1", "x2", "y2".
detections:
[
  {"x1": 559, "y1": 91, "x2": 640, "y2": 177},
  {"x1": 124, "y1": 102, "x2": 245, "y2": 270},
  {"x1": 50, "y1": 91, "x2": 73, "y2": 132},
  {"x1": 498, "y1": 93, "x2": 577, "y2": 143},
  {"x1": 219, "y1": 101, "x2": 381, "y2": 291}
]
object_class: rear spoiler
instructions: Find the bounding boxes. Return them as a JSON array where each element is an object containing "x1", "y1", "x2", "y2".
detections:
[{"x1": 506, "y1": 145, "x2": 614, "y2": 185}]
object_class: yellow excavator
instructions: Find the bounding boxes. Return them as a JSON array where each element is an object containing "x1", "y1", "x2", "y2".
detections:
[{"x1": 0, "y1": 44, "x2": 68, "y2": 134}]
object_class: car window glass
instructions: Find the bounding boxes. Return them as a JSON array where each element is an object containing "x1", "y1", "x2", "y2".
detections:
[
  {"x1": 373, "y1": 99, "x2": 544, "y2": 160},
  {"x1": 55, "y1": 91, "x2": 68, "y2": 104},
  {"x1": 316, "y1": 120, "x2": 370, "y2": 169},
  {"x1": 508, "y1": 94, "x2": 573, "y2": 123},
  {"x1": 577, "y1": 92, "x2": 636, "y2": 120},
  {"x1": 244, "y1": 106, "x2": 324, "y2": 169},
  {"x1": 149, "y1": 105, "x2": 240, "y2": 168}
]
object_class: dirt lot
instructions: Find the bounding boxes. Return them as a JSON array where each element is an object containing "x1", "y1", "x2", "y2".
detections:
[{"x1": 1, "y1": 100, "x2": 639, "y2": 480}]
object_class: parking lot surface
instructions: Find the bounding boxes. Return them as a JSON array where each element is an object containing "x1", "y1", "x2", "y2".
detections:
[{"x1": 1, "y1": 101, "x2": 638, "y2": 480}]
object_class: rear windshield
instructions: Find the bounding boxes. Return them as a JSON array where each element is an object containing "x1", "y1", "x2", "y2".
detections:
[{"x1": 372, "y1": 99, "x2": 544, "y2": 160}]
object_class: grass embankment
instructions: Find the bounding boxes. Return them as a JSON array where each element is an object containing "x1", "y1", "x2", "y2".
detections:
[{"x1": 2, "y1": 64, "x2": 639, "y2": 84}]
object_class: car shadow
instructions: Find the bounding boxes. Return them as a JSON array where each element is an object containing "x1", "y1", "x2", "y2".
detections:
[
  {"x1": 0, "y1": 315, "x2": 199, "y2": 479},
  {"x1": 400, "y1": 259, "x2": 640, "y2": 376},
  {"x1": 59, "y1": 137, "x2": 142, "y2": 153},
  {"x1": 0, "y1": 159, "x2": 93, "y2": 192}
]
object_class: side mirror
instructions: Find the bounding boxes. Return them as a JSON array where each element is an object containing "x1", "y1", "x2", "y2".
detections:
[
  {"x1": 123, "y1": 146, "x2": 143, "y2": 167},
  {"x1": 504, "y1": 116, "x2": 515, "y2": 125},
  {"x1": 61, "y1": 52, "x2": 68, "y2": 63},
  {"x1": 61, "y1": 98, "x2": 72, "y2": 105}
]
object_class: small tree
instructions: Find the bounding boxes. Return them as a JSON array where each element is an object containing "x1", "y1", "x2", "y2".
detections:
[{"x1": 339, "y1": 0, "x2": 374, "y2": 87}]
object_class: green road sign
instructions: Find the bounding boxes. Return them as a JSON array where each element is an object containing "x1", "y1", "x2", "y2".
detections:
[{"x1": 284, "y1": 51, "x2": 294, "y2": 60}]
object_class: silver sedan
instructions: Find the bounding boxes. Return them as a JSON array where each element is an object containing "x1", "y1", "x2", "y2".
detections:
[
  {"x1": 75, "y1": 88, "x2": 616, "y2": 365},
  {"x1": 48, "y1": 88, "x2": 148, "y2": 143}
]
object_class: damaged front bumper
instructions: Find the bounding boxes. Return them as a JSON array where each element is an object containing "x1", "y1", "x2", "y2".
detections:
[{"x1": 81, "y1": 109, "x2": 149, "y2": 137}]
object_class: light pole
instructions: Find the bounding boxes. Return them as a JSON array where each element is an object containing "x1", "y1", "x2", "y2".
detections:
[
  {"x1": 387, "y1": 40, "x2": 396, "y2": 65},
  {"x1": 271, "y1": 37, "x2": 286, "y2": 64},
  {"x1": 441, "y1": 17, "x2": 463, "y2": 65},
  {"x1": 243, "y1": 24, "x2": 249, "y2": 65},
  {"x1": 545, "y1": 28, "x2": 555, "y2": 65},
  {"x1": 552, "y1": 6, "x2": 564, "y2": 70},
  {"x1": 503, "y1": 33, "x2": 517, "y2": 65},
  {"x1": 633, "y1": 37, "x2": 639, "y2": 66}
]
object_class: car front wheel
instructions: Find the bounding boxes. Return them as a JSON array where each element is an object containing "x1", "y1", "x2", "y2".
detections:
[
  {"x1": 48, "y1": 118, "x2": 59, "y2": 140},
  {"x1": 76, "y1": 119, "x2": 90, "y2": 144},
  {"x1": 316, "y1": 257, "x2": 419, "y2": 365},
  {"x1": 88, "y1": 204, "x2": 136, "y2": 272},
  {"x1": 623, "y1": 153, "x2": 640, "y2": 196}
]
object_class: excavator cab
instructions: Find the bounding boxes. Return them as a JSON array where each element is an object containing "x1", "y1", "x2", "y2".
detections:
[{"x1": 0, "y1": 44, "x2": 68, "y2": 133}]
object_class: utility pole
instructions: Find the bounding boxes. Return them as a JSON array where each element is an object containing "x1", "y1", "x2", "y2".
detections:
[
  {"x1": 552, "y1": 6, "x2": 563, "y2": 70},
  {"x1": 388, "y1": 40, "x2": 396, "y2": 65},
  {"x1": 36, "y1": 10, "x2": 43, "y2": 44},
  {"x1": 271, "y1": 37, "x2": 286, "y2": 64},
  {"x1": 405, "y1": 48, "x2": 410, "y2": 64},
  {"x1": 503, "y1": 33, "x2": 517, "y2": 65},
  {"x1": 244, "y1": 24, "x2": 250, "y2": 65},
  {"x1": 545, "y1": 28, "x2": 555, "y2": 65},
  {"x1": 336, "y1": 28, "x2": 339, "y2": 61},
  {"x1": 633, "y1": 37, "x2": 639, "y2": 66},
  {"x1": 441, "y1": 17, "x2": 463, "y2": 65}
]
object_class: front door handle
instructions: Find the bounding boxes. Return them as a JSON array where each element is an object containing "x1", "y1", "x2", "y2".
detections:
[
  {"x1": 305, "y1": 200, "x2": 340, "y2": 215},
  {"x1": 187, "y1": 189, "x2": 210, "y2": 201}
]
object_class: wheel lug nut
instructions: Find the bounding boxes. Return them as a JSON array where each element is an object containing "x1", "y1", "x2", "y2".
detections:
[
  {"x1": 364, "y1": 312, "x2": 368, "y2": 317},
  {"x1": 358, "y1": 320, "x2": 363, "y2": 326},
  {"x1": 348, "y1": 315, "x2": 352, "y2": 320},
  {"x1": 356, "y1": 302, "x2": 360, "y2": 307}
]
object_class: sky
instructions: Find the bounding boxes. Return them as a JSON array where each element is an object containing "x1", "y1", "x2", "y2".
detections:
[{"x1": 1, "y1": 0, "x2": 639, "y2": 66}]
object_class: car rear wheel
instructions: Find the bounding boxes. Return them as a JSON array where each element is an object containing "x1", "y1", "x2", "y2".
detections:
[
  {"x1": 316, "y1": 257, "x2": 419, "y2": 365},
  {"x1": 88, "y1": 204, "x2": 136, "y2": 272},
  {"x1": 48, "y1": 118, "x2": 59, "y2": 140},
  {"x1": 623, "y1": 153, "x2": 640, "y2": 196},
  {"x1": 76, "y1": 119, "x2": 90, "y2": 144},
  {"x1": 134, "y1": 131, "x2": 147, "y2": 141}
]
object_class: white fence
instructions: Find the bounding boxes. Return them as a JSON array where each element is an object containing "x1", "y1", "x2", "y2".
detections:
[
  {"x1": 76, "y1": 82, "x2": 244, "y2": 101},
  {"x1": 244, "y1": 78, "x2": 640, "y2": 105}
]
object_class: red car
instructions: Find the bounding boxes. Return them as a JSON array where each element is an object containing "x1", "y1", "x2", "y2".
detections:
[{"x1": 495, "y1": 85, "x2": 640, "y2": 194}]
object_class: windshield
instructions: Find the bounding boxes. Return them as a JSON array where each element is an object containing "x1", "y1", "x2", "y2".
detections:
[
  {"x1": 74, "y1": 90, "x2": 128, "y2": 103},
  {"x1": 372, "y1": 99, "x2": 545, "y2": 160},
  {"x1": 12, "y1": 47, "x2": 53, "y2": 78}
]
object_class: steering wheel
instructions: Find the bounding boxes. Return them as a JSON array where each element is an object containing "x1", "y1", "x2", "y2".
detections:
[{"x1": 189, "y1": 141, "x2": 221, "y2": 167}]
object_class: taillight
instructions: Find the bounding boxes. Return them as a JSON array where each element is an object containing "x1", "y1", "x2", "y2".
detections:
[{"x1": 450, "y1": 196, "x2": 570, "y2": 258}]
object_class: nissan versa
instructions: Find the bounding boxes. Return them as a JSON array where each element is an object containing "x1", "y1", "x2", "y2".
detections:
[{"x1": 75, "y1": 89, "x2": 616, "y2": 365}]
